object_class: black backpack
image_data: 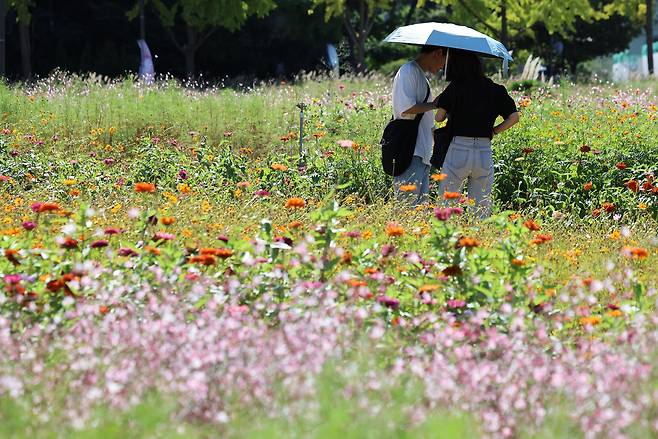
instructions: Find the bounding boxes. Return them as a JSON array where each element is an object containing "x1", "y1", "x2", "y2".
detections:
[{"x1": 380, "y1": 82, "x2": 430, "y2": 177}]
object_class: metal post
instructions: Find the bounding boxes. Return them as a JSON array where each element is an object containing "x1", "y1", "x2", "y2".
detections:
[
  {"x1": 296, "y1": 102, "x2": 307, "y2": 167},
  {"x1": 0, "y1": 0, "x2": 5, "y2": 77}
]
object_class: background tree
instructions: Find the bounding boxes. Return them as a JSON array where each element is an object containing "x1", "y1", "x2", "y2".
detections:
[
  {"x1": 424, "y1": 0, "x2": 600, "y2": 51},
  {"x1": 605, "y1": 0, "x2": 655, "y2": 75},
  {"x1": 130, "y1": 0, "x2": 277, "y2": 78},
  {"x1": 8, "y1": 0, "x2": 34, "y2": 80},
  {"x1": 311, "y1": 0, "x2": 394, "y2": 73}
]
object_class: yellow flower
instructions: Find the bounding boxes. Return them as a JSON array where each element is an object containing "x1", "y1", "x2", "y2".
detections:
[
  {"x1": 363, "y1": 230, "x2": 373, "y2": 239},
  {"x1": 609, "y1": 230, "x2": 621, "y2": 240},
  {"x1": 63, "y1": 179, "x2": 77, "y2": 186},
  {"x1": 638, "y1": 202, "x2": 647, "y2": 210},
  {"x1": 163, "y1": 191, "x2": 179, "y2": 204},
  {"x1": 177, "y1": 183, "x2": 191, "y2": 194},
  {"x1": 201, "y1": 200, "x2": 212, "y2": 213},
  {"x1": 182, "y1": 229, "x2": 193, "y2": 238},
  {"x1": 111, "y1": 203, "x2": 123, "y2": 214}
]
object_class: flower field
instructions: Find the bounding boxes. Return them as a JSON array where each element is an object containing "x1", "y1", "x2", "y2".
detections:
[{"x1": 0, "y1": 73, "x2": 657, "y2": 438}]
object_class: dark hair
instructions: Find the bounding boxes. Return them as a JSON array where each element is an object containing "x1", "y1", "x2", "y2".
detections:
[
  {"x1": 446, "y1": 49, "x2": 484, "y2": 81},
  {"x1": 420, "y1": 45, "x2": 446, "y2": 55}
]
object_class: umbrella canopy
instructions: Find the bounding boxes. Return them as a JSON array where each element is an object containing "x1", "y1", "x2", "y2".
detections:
[{"x1": 383, "y1": 22, "x2": 512, "y2": 61}]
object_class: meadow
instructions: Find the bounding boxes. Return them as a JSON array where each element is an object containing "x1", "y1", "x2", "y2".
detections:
[{"x1": 0, "y1": 71, "x2": 657, "y2": 438}]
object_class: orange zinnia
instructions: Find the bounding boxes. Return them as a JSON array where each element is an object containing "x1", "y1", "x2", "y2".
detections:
[
  {"x1": 456, "y1": 236, "x2": 480, "y2": 248},
  {"x1": 271, "y1": 163, "x2": 288, "y2": 172},
  {"x1": 419, "y1": 284, "x2": 440, "y2": 293},
  {"x1": 161, "y1": 217, "x2": 175, "y2": 226},
  {"x1": 215, "y1": 248, "x2": 233, "y2": 259},
  {"x1": 511, "y1": 258, "x2": 525, "y2": 266},
  {"x1": 430, "y1": 173, "x2": 447, "y2": 182},
  {"x1": 399, "y1": 184, "x2": 417, "y2": 192},
  {"x1": 531, "y1": 234, "x2": 553, "y2": 245},
  {"x1": 189, "y1": 254, "x2": 216, "y2": 266},
  {"x1": 385, "y1": 223, "x2": 404, "y2": 237},
  {"x1": 285, "y1": 197, "x2": 306, "y2": 209},
  {"x1": 523, "y1": 219, "x2": 541, "y2": 231},
  {"x1": 38, "y1": 202, "x2": 61, "y2": 213},
  {"x1": 288, "y1": 220, "x2": 303, "y2": 229},
  {"x1": 622, "y1": 246, "x2": 649, "y2": 259},
  {"x1": 583, "y1": 181, "x2": 593, "y2": 191},
  {"x1": 580, "y1": 316, "x2": 601, "y2": 326},
  {"x1": 443, "y1": 191, "x2": 461, "y2": 200},
  {"x1": 135, "y1": 182, "x2": 156, "y2": 193}
]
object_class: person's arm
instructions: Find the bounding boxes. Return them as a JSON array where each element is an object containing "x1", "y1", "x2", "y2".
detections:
[
  {"x1": 493, "y1": 112, "x2": 520, "y2": 136},
  {"x1": 435, "y1": 107, "x2": 447, "y2": 123},
  {"x1": 401, "y1": 101, "x2": 437, "y2": 116}
]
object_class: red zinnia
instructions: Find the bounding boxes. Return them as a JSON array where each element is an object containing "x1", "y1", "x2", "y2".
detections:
[
  {"x1": 602, "y1": 202, "x2": 615, "y2": 213},
  {"x1": 625, "y1": 180, "x2": 639, "y2": 193},
  {"x1": 60, "y1": 237, "x2": 78, "y2": 249}
]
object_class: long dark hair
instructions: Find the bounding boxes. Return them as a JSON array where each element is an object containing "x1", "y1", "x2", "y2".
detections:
[{"x1": 446, "y1": 49, "x2": 484, "y2": 81}]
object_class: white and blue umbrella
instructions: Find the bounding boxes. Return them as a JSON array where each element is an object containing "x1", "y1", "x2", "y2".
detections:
[{"x1": 384, "y1": 22, "x2": 513, "y2": 73}]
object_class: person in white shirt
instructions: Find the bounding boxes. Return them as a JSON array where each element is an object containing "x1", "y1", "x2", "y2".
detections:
[{"x1": 392, "y1": 45, "x2": 447, "y2": 206}]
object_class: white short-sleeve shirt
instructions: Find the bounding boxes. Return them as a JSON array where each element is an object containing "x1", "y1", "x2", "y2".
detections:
[{"x1": 392, "y1": 61, "x2": 434, "y2": 166}]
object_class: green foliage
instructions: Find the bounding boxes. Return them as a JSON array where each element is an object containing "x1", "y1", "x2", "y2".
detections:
[
  {"x1": 129, "y1": 0, "x2": 277, "y2": 31},
  {"x1": 8, "y1": 0, "x2": 34, "y2": 24},
  {"x1": 428, "y1": 0, "x2": 599, "y2": 38}
]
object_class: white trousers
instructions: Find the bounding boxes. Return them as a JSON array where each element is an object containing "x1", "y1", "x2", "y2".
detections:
[
  {"x1": 438, "y1": 136, "x2": 494, "y2": 218},
  {"x1": 394, "y1": 155, "x2": 430, "y2": 206}
]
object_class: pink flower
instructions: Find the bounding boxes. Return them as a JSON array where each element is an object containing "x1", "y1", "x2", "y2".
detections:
[
  {"x1": 337, "y1": 140, "x2": 354, "y2": 148},
  {"x1": 447, "y1": 299, "x2": 466, "y2": 309},
  {"x1": 376, "y1": 295, "x2": 400, "y2": 310},
  {"x1": 104, "y1": 227, "x2": 122, "y2": 235},
  {"x1": 3, "y1": 274, "x2": 21, "y2": 284},
  {"x1": 117, "y1": 247, "x2": 138, "y2": 257},
  {"x1": 381, "y1": 244, "x2": 396, "y2": 257},
  {"x1": 255, "y1": 189, "x2": 270, "y2": 197},
  {"x1": 153, "y1": 231, "x2": 175, "y2": 241},
  {"x1": 90, "y1": 240, "x2": 109, "y2": 248},
  {"x1": 22, "y1": 221, "x2": 36, "y2": 231}
]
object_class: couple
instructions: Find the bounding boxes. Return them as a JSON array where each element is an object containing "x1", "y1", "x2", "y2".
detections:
[{"x1": 392, "y1": 45, "x2": 520, "y2": 216}]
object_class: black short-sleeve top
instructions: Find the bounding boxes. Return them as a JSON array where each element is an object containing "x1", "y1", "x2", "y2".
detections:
[{"x1": 436, "y1": 77, "x2": 517, "y2": 138}]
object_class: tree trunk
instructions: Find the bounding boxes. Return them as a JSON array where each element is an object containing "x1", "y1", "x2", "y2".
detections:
[
  {"x1": 404, "y1": 0, "x2": 417, "y2": 25},
  {"x1": 0, "y1": 0, "x2": 5, "y2": 77},
  {"x1": 184, "y1": 49, "x2": 195, "y2": 79},
  {"x1": 139, "y1": 0, "x2": 145, "y2": 40},
  {"x1": 500, "y1": 0, "x2": 508, "y2": 49},
  {"x1": 341, "y1": 0, "x2": 372, "y2": 74},
  {"x1": 19, "y1": 21, "x2": 31, "y2": 80},
  {"x1": 647, "y1": 0, "x2": 654, "y2": 76},
  {"x1": 183, "y1": 24, "x2": 197, "y2": 78}
]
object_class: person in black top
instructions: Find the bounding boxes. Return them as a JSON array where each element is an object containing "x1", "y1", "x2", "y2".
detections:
[{"x1": 434, "y1": 49, "x2": 520, "y2": 217}]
